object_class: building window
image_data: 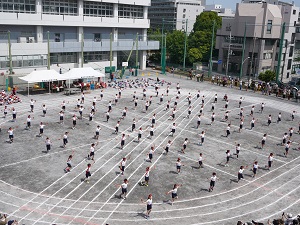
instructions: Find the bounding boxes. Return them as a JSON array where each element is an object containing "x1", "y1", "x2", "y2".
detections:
[
  {"x1": 183, "y1": 14, "x2": 186, "y2": 18},
  {"x1": 0, "y1": 0, "x2": 36, "y2": 13},
  {"x1": 83, "y1": 1, "x2": 113, "y2": 17},
  {"x1": 287, "y1": 59, "x2": 292, "y2": 70},
  {"x1": 42, "y1": 0, "x2": 77, "y2": 16},
  {"x1": 83, "y1": 51, "x2": 109, "y2": 63},
  {"x1": 50, "y1": 52, "x2": 77, "y2": 64},
  {"x1": 267, "y1": 20, "x2": 272, "y2": 34},
  {"x1": 263, "y1": 53, "x2": 273, "y2": 59},
  {"x1": 118, "y1": 4, "x2": 143, "y2": 19},
  {"x1": 293, "y1": 10, "x2": 296, "y2": 15},
  {"x1": 286, "y1": 72, "x2": 289, "y2": 78},
  {"x1": 55, "y1": 33, "x2": 61, "y2": 42},
  {"x1": 94, "y1": 33, "x2": 101, "y2": 42},
  {"x1": 183, "y1": 8, "x2": 186, "y2": 12}
]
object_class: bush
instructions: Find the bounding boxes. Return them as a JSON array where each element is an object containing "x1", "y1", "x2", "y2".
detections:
[{"x1": 258, "y1": 70, "x2": 276, "y2": 83}]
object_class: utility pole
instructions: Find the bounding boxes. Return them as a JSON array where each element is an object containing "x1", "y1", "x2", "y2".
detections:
[
  {"x1": 225, "y1": 30, "x2": 231, "y2": 77},
  {"x1": 47, "y1": 31, "x2": 50, "y2": 70},
  {"x1": 135, "y1": 33, "x2": 139, "y2": 76},
  {"x1": 249, "y1": 34, "x2": 256, "y2": 81},
  {"x1": 239, "y1": 23, "x2": 247, "y2": 80},
  {"x1": 161, "y1": 33, "x2": 166, "y2": 75},
  {"x1": 81, "y1": 32, "x2": 84, "y2": 68},
  {"x1": 7, "y1": 31, "x2": 12, "y2": 91},
  {"x1": 161, "y1": 18, "x2": 164, "y2": 73},
  {"x1": 183, "y1": 19, "x2": 188, "y2": 71},
  {"x1": 208, "y1": 20, "x2": 215, "y2": 77},
  {"x1": 110, "y1": 32, "x2": 113, "y2": 77},
  {"x1": 276, "y1": 22, "x2": 285, "y2": 84}
]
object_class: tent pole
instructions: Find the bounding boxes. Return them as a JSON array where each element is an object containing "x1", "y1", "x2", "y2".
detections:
[
  {"x1": 27, "y1": 83, "x2": 29, "y2": 97},
  {"x1": 49, "y1": 82, "x2": 50, "y2": 94}
]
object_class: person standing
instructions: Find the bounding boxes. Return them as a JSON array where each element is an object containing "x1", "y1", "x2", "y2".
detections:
[
  {"x1": 225, "y1": 150, "x2": 231, "y2": 166},
  {"x1": 7, "y1": 127, "x2": 14, "y2": 143},
  {"x1": 131, "y1": 118, "x2": 136, "y2": 132},
  {"x1": 166, "y1": 184, "x2": 182, "y2": 206},
  {"x1": 239, "y1": 117, "x2": 244, "y2": 133},
  {"x1": 149, "y1": 125, "x2": 154, "y2": 139},
  {"x1": 267, "y1": 115, "x2": 272, "y2": 126},
  {"x1": 59, "y1": 111, "x2": 64, "y2": 124},
  {"x1": 181, "y1": 138, "x2": 188, "y2": 154},
  {"x1": 225, "y1": 124, "x2": 231, "y2": 137},
  {"x1": 11, "y1": 107, "x2": 17, "y2": 122},
  {"x1": 250, "y1": 118, "x2": 256, "y2": 130},
  {"x1": 261, "y1": 134, "x2": 267, "y2": 149},
  {"x1": 284, "y1": 141, "x2": 291, "y2": 157},
  {"x1": 137, "y1": 127, "x2": 143, "y2": 143},
  {"x1": 169, "y1": 123, "x2": 176, "y2": 137},
  {"x1": 198, "y1": 153, "x2": 204, "y2": 169},
  {"x1": 266, "y1": 153, "x2": 274, "y2": 170},
  {"x1": 235, "y1": 143, "x2": 241, "y2": 158},
  {"x1": 30, "y1": 99, "x2": 36, "y2": 113},
  {"x1": 252, "y1": 161, "x2": 259, "y2": 178},
  {"x1": 39, "y1": 122, "x2": 45, "y2": 137},
  {"x1": 42, "y1": 104, "x2": 47, "y2": 117},
  {"x1": 26, "y1": 115, "x2": 33, "y2": 130},
  {"x1": 277, "y1": 112, "x2": 282, "y2": 123},
  {"x1": 120, "y1": 134, "x2": 127, "y2": 149},
  {"x1": 45, "y1": 137, "x2": 51, "y2": 152},
  {"x1": 208, "y1": 172, "x2": 218, "y2": 192},
  {"x1": 84, "y1": 163, "x2": 92, "y2": 183},
  {"x1": 119, "y1": 157, "x2": 127, "y2": 175},
  {"x1": 260, "y1": 103, "x2": 265, "y2": 113},
  {"x1": 164, "y1": 140, "x2": 172, "y2": 155},
  {"x1": 64, "y1": 151, "x2": 74, "y2": 172},
  {"x1": 95, "y1": 125, "x2": 101, "y2": 140},
  {"x1": 62, "y1": 132, "x2": 69, "y2": 148},
  {"x1": 196, "y1": 115, "x2": 201, "y2": 129},
  {"x1": 119, "y1": 179, "x2": 129, "y2": 200},
  {"x1": 237, "y1": 166, "x2": 247, "y2": 182},
  {"x1": 72, "y1": 115, "x2": 77, "y2": 130},
  {"x1": 87, "y1": 143, "x2": 96, "y2": 161},
  {"x1": 199, "y1": 131, "x2": 205, "y2": 146},
  {"x1": 141, "y1": 194, "x2": 153, "y2": 220},
  {"x1": 79, "y1": 106, "x2": 84, "y2": 119},
  {"x1": 289, "y1": 127, "x2": 294, "y2": 140},
  {"x1": 176, "y1": 158, "x2": 184, "y2": 173},
  {"x1": 114, "y1": 120, "x2": 120, "y2": 134},
  {"x1": 147, "y1": 146, "x2": 155, "y2": 163}
]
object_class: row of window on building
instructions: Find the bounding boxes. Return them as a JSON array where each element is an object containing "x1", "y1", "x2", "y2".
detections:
[
  {"x1": 0, "y1": 0, "x2": 144, "y2": 18},
  {"x1": 0, "y1": 51, "x2": 109, "y2": 68}
]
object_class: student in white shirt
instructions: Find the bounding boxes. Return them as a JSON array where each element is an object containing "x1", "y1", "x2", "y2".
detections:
[
  {"x1": 209, "y1": 172, "x2": 218, "y2": 192},
  {"x1": 141, "y1": 194, "x2": 152, "y2": 219},
  {"x1": 118, "y1": 179, "x2": 129, "y2": 199},
  {"x1": 166, "y1": 184, "x2": 182, "y2": 205}
]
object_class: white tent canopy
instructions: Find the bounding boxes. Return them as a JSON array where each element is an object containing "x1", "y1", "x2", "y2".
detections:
[
  {"x1": 57, "y1": 67, "x2": 105, "y2": 80},
  {"x1": 19, "y1": 70, "x2": 61, "y2": 83}
]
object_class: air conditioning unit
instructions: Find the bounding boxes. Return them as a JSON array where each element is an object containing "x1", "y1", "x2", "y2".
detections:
[
  {"x1": 18, "y1": 37, "x2": 27, "y2": 43},
  {"x1": 28, "y1": 37, "x2": 35, "y2": 43}
]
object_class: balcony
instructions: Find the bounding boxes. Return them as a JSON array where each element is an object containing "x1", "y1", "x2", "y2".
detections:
[
  {"x1": 0, "y1": 12, "x2": 150, "y2": 28},
  {"x1": 49, "y1": 40, "x2": 159, "y2": 53}
]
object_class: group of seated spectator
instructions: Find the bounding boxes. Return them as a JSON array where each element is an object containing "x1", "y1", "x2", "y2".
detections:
[
  {"x1": 0, "y1": 214, "x2": 18, "y2": 225},
  {"x1": 237, "y1": 213, "x2": 300, "y2": 225},
  {"x1": 0, "y1": 89, "x2": 22, "y2": 106}
]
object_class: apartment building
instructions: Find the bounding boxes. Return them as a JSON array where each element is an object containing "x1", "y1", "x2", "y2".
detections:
[
  {"x1": 215, "y1": 0, "x2": 300, "y2": 82},
  {"x1": 0, "y1": 0, "x2": 159, "y2": 75},
  {"x1": 148, "y1": 0, "x2": 205, "y2": 33}
]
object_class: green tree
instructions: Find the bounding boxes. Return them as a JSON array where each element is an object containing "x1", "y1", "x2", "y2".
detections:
[
  {"x1": 188, "y1": 11, "x2": 222, "y2": 62},
  {"x1": 166, "y1": 30, "x2": 185, "y2": 65},
  {"x1": 147, "y1": 28, "x2": 162, "y2": 63},
  {"x1": 258, "y1": 70, "x2": 276, "y2": 82}
]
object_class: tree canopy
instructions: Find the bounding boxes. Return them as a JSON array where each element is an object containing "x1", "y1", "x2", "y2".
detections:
[
  {"x1": 147, "y1": 11, "x2": 222, "y2": 66},
  {"x1": 258, "y1": 70, "x2": 276, "y2": 82}
]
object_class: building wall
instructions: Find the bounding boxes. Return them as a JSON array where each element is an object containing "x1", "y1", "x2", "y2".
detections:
[
  {"x1": 215, "y1": 1, "x2": 300, "y2": 83},
  {"x1": 0, "y1": 0, "x2": 159, "y2": 74}
]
